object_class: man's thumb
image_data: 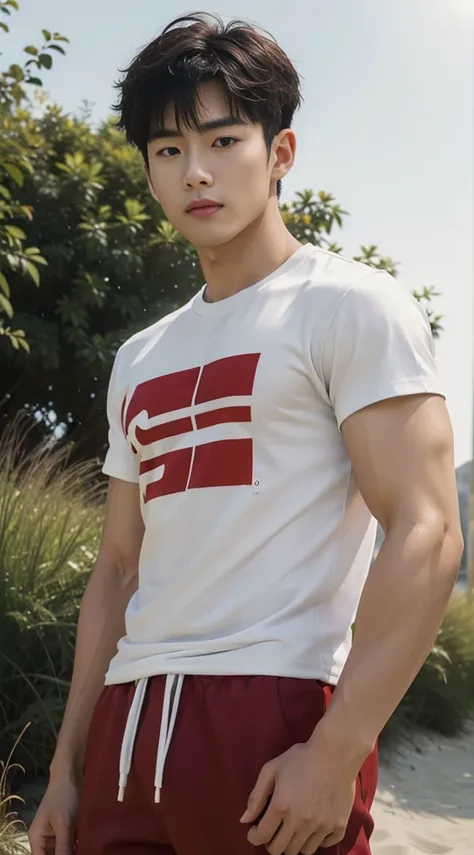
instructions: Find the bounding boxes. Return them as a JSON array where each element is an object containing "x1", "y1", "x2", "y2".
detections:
[{"x1": 240, "y1": 762, "x2": 275, "y2": 824}]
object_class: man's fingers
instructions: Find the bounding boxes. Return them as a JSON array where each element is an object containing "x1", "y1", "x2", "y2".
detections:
[
  {"x1": 301, "y1": 830, "x2": 330, "y2": 854},
  {"x1": 28, "y1": 825, "x2": 72, "y2": 855},
  {"x1": 318, "y1": 826, "x2": 346, "y2": 848},
  {"x1": 240, "y1": 762, "x2": 276, "y2": 824},
  {"x1": 260, "y1": 814, "x2": 294, "y2": 854},
  {"x1": 247, "y1": 795, "x2": 286, "y2": 847},
  {"x1": 28, "y1": 830, "x2": 50, "y2": 855},
  {"x1": 55, "y1": 823, "x2": 74, "y2": 855}
]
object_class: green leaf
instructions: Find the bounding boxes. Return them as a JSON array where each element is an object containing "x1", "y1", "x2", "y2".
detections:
[
  {"x1": 0, "y1": 21, "x2": 9, "y2": 32},
  {"x1": 0, "y1": 294, "x2": 13, "y2": 319},
  {"x1": 65, "y1": 151, "x2": 84, "y2": 168},
  {"x1": 8, "y1": 63, "x2": 24, "y2": 81},
  {"x1": 53, "y1": 33, "x2": 70, "y2": 42},
  {"x1": 25, "y1": 261, "x2": 40, "y2": 287},
  {"x1": 0, "y1": 185, "x2": 11, "y2": 200},
  {"x1": 9, "y1": 329, "x2": 30, "y2": 353},
  {"x1": 26, "y1": 77, "x2": 43, "y2": 86},
  {"x1": 0, "y1": 272, "x2": 10, "y2": 297},
  {"x1": 24, "y1": 45, "x2": 39, "y2": 56},
  {"x1": 42, "y1": 29, "x2": 52, "y2": 42},
  {"x1": 6, "y1": 0, "x2": 20, "y2": 10},
  {"x1": 47, "y1": 45, "x2": 66, "y2": 55},
  {"x1": 124, "y1": 198, "x2": 149, "y2": 221},
  {"x1": 38, "y1": 54, "x2": 53, "y2": 70},
  {"x1": 3, "y1": 163, "x2": 24, "y2": 186},
  {"x1": 5, "y1": 225, "x2": 26, "y2": 240},
  {"x1": 17, "y1": 336, "x2": 30, "y2": 353},
  {"x1": 20, "y1": 158, "x2": 34, "y2": 175}
]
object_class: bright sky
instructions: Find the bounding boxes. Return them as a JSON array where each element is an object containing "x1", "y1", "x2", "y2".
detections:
[{"x1": 4, "y1": 0, "x2": 473, "y2": 465}]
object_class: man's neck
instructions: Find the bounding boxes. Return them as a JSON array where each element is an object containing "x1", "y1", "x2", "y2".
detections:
[{"x1": 197, "y1": 206, "x2": 301, "y2": 303}]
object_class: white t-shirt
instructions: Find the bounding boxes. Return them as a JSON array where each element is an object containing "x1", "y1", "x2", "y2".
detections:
[{"x1": 103, "y1": 244, "x2": 444, "y2": 686}]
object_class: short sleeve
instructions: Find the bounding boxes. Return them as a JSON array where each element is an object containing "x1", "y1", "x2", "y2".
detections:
[
  {"x1": 102, "y1": 351, "x2": 140, "y2": 483},
  {"x1": 321, "y1": 271, "x2": 445, "y2": 430}
]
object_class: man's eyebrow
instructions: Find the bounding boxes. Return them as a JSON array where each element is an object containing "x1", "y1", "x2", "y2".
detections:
[{"x1": 149, "y1": 116, "x2": 248, "y2": 141}]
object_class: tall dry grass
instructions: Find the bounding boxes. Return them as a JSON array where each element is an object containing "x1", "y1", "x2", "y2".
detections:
[{"x1": 0, "y1": 419, "x2": 103, "y2": 781}]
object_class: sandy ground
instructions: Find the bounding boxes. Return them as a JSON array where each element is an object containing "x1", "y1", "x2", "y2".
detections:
[
  {"x1": 14, "y1": 726, "x2": 474, "y2": 854},
  {"x1": 372, "y1": 726, "x2": 474, "y2": 855}
]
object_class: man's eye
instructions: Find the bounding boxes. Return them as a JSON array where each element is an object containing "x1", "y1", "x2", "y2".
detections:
[
  {"x1": 157, "y1": 146, "x2": 180, "y2": 157},
  {"x1": 213, "y1": 137, "x2": 238, "y2": 148}
]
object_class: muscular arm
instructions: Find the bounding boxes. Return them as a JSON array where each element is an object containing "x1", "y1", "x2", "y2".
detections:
[
  {"x1": 50, "y1": 477, "x2": 144, "y2": 782},
  {"x1": 310, "y1": 393, "x2": 464, "y2": 774}
]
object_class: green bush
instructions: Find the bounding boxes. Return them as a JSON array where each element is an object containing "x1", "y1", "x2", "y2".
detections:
[
  {"x1": 0, "y1": 418, "x2": 103, "y2": 780},
  {"x1": 382, "y1": 594, "x2": 474, "y2": 746}
]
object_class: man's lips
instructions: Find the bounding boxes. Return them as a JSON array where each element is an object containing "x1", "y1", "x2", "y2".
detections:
[{"x1": 185, "y1": 200, "x2": 224, "y2": 217}]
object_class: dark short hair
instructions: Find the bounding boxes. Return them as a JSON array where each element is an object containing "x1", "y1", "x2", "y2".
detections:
[{"x1": 113, "y1": 13, "x2": 302, "y2": 197}]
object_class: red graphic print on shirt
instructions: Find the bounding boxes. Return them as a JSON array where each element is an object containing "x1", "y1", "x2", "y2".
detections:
[{"x1": 122, "y1": 353, "x2": 261, "y2": 502}]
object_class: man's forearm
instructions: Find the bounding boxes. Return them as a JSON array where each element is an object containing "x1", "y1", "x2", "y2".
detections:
[
  {"x1": 49, "y1": 562, "x2": 137, "y2": 782},
  {"x1": 309, "y1": 520, "x2": 462, "y2": 775}
]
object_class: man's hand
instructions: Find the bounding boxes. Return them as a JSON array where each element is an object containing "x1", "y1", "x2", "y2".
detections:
[
  {"x1": 240, "y1": 742, "x2": 356, "y2": 855},
  {"x1": 28, "y1": 777, "x2": 79, "y2": 855}
]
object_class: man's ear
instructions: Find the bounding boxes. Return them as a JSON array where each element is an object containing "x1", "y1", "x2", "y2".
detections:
[
  {"x1": 145, "y1": 165, "x2": 159, "y2": 203},
  {"x1": 270, "y1": 128, "x2": 296, "y2": 183}
]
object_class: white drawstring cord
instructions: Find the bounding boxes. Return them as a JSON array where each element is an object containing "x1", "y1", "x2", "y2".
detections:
[
  {"x1": 117, "y1": 677, "x2": 148, "y2": 802},
  {"x1": 154, "y1": 673, "x2": 185, "y2": 803},
  {"x1": 117, "y1": 674, "x2": 185, "y2": 803}
]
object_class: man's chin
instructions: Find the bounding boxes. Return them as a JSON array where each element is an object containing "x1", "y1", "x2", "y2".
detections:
[{"x1": 186, "y1": 228, "x2": 243, "y2": 251}]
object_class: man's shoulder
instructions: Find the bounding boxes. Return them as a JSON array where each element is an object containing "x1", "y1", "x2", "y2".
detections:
[
  {"x1": 296, "y1": 247, "x2": 404, "y2": 325},
  {"x1": 308, "y1": 251, "x2": 422, "y2": 322},
  {"x1": 298, "y1": 246, "x2": 392, "y2": 300}
]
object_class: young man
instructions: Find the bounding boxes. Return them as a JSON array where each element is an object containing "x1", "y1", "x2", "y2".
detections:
[{"x1": 29, "y1": 12, "x2": 463, "y2": 855}]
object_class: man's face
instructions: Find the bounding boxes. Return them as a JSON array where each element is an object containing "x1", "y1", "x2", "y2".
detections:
[{"x1": 146, "y1": 82, "x2": 277, "y2": 249}]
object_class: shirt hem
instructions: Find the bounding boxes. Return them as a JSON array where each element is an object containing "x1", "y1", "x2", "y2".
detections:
[
  {"x1": 104, "y1": 659, "x2": 343, "y2": 688},
  {"x1": 336, "y1": 375, "x2": 446, "y2": 431},
  {"x1": 101, "y1": 462, "x2": 139, "y2": 483}
]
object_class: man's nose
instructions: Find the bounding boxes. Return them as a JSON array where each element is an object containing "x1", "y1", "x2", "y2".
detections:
[{"x1": 183, "y1": 156, "x2": 213, "y2": 189}]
